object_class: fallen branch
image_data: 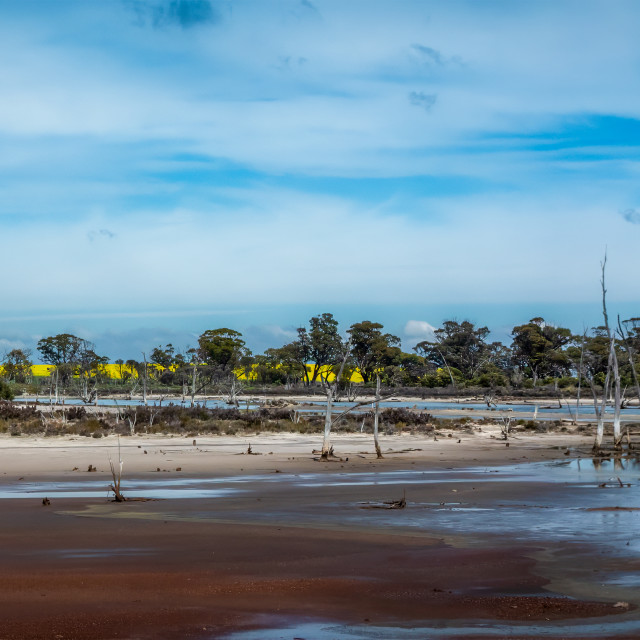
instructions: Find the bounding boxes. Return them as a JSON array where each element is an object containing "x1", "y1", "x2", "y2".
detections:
[{"x1": 360, "y1": 490, "x2": 406, "y2": 510}]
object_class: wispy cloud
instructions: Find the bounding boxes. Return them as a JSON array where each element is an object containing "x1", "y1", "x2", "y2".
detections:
[
  {"x1": 88, "y1": 228, "x2": 117, "y2": 242},
  {"x1": 127, "y1": 0, "x2": 221, "y2": 30},
  {"x1": 410, "y1": 44, "x2": 444, "y2": 66},
  {"x1": 409, "y1": 91, "x2": 437, "y2": 111},
  {"x1": 621, "y1": 208, "x2": 640, "y2": 224},
  {"x1": 300, "y1": 0, "x2": 318, "y2": 13}
]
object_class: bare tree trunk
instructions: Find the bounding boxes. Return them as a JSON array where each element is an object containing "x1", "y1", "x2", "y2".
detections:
[
  {"x1": 141, "y1": 352, "x2": 148, "y2": 407},
  {"x1": 321, "y1": 380, "x2": 333, "y2": 457},
  {"x1": 590, "y1": 380, "x2": 605, "y2": 451},
  {"x1": 127, "y1": 408, "x2": 137, "y2": 436},
  {"x1": 437, "y1": 348, "x2": 456, "y2": 391},
  {"x1": 610, "y1": 335, "x2": 622, "y2": 446},
  {"x1": 600, "y1": 256, "x2": 622, "y2": 447},
  {"x1": 576, "y1": 331, "x2": 586, "y2": 423},
  {"x1": 373, "y1": 374, "x2": 382, "y2": 458},
  {"x1": 320, "y1": 339, "x2": 352, "y2": 458},
  {"x1": 190, "y1": 363, "x2": 197, "y2": 407},
  {"x1": 227, "y1": 377, "x2": 241, "y2": 408}
]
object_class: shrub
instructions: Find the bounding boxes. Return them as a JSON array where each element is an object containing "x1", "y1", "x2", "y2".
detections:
[{"x1": 0, "y1": 381, "x2": 15, "y2": 401}]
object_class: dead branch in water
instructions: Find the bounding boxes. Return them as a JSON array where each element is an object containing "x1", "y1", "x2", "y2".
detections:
[{"x1": 360, "y1": 490, "x2": 406, "y2": 509}]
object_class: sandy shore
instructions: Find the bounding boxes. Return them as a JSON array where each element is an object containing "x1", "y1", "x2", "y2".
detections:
[
  {"x1": 1, "y1": 429, "x2": 638, "y2": 639},
  {"x1": 0, "y1": 425, "x2": 590, "y2": 479}
]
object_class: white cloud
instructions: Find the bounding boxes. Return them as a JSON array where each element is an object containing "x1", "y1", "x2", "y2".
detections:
[{"x1": 404, "y1": 320, "x2": 436, "y2": 340}]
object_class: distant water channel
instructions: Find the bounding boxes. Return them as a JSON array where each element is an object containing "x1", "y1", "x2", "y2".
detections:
[{"x1": 14, "y1": 396, "x2": 640, "y2": 421}]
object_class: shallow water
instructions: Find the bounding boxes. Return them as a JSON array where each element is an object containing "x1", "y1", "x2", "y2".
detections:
[
  {"x1": 15, "y1": 396, "x2": 640, "y2": 419},
  {"x1": 221, "y1": 616, "x2": 640, "y2": 639},
  {"x1": 300, "y1": 399, "x2": 640, "y2": 422},
  {"x1": 4, "y1": 459, "x2": 638, "y2": 638},
  {"x1": 15, "y1": 396, "x2": 258, "y2": 409},
  {"x1": 1, "y1": 478, "x2": 243, "y2": 500},
  {"x1": 4, "y1": 460, "x2": 638, "y2": 554}
]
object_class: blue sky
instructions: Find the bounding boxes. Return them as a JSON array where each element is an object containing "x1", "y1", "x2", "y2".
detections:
[{"x1": 1, "y1": 0, "x2": 639, "y2": 360}]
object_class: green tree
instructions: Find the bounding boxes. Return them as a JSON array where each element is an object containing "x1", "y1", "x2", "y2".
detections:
[
  {"x1": 279, "y1": 313, "x2": 345, "y2": 385},
  {"x1": 262, "y1": 344, "x2": 307, "y2": 386},
  {"x1": 347, "y1": 321, "x2": 401, "y2": 383},
  {"x1": 150, "y1": 343, "x2": 186, "y2": 384},
  {"x1": 37, "y1": 334, "x2": 105, "y2": 385},
  {"x1": 0, "y1": 380, "x2": 14, "y2": 400},
  {"x1": 197, "y1": 328, "x2": 250, "y2": 383},
  {"x1": 2, "y1": 349, "x2": 33, "y2": 383},
  {"x1": 305, "y1": 313, "x2": 345, "y2": 384},
  {"x1": 511, "y1": 318, "x2": 571, "y2": 385},
  {"x1": 414, "y1": 320, "x2": 493, "y2": 381}
]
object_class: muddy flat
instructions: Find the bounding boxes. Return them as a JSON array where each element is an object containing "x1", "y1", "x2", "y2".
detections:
[{"x1": 0, "y1": 430, "x2": 638, "y2": 639}]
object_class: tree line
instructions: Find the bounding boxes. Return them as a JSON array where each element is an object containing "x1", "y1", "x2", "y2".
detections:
[{"x1": 2, "y1": 312, "x2": 639, "y2": 398}]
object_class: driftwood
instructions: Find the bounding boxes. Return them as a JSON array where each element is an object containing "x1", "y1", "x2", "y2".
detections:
[
  {"x1": 598, "y1": 477, "x2": 631, "y2": 488},
  {"x1": 360, "y1": 491, "x2": 406, "y2": 510}
]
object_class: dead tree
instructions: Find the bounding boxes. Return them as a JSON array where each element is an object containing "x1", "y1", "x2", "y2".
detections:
[
  {"x1": 225, "y1": 377, "x2": 243, "y2": 408},
  {"x1": 373, "y1": 374, "x2": 383, "y2": 458},
  {"x1": 575, "y1": 330, "x2": 585, "y2": 423},
  {"x1": 77, "y1": 376, "x2": 97, "y2": 405},
  {"x1": 320, "y1": 339, "x2": 352, "y2": 458},
  {"x1": 126, "y1": 408, "x2": 137, "y2": 436},
  {"x1": 141, "y1": 352, "x2": 149, "y2": 407},
  {"x1": 48, "y1": 367, "x2": 60, "y2": 405},
  {"x1": 148, "y1": 406, "x2": 159, "y2": 430},
  {"x1": 600, "y1": 256, "x2": 622, "y2": 447},
  {"x1": 499, "y1": 412, "x2": 513, "y2": 440}
]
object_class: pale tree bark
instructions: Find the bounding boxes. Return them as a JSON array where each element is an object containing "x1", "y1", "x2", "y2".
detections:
[
  {"x1": 610, "y1": 335, "x2": 622, "y2": 447},
  {"x1": 226, "y1": 377, "x2": 243, "y2": 408},
  {"x1": 373, "y1": 374, "x2": 382, "y2": 458},
  {"x1": 320, "y1": 339, "x2": 352, "y2": 458},
  {"x1": 321, "y1": 377, "x2": 334, "y2": 457},
  {"x1": 141, "y1": 352, "x2": 149, "y2": 407},
  {"x1": 590, "y1": 378, "x2": 606, "y2": 451},
  {"x1": 575, "y1": 331, "x2": 586, "y2": 423},
  {"x1": 600, "y1": 256, "x2": 622, "y2": 447},
  {"x1": 190, "y1": 363, "x2": 197, "y2": 407}
]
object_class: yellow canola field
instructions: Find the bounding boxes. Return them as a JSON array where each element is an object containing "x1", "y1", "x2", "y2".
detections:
[{"x1": 1, "y1": 363, "x2": 365, "y2": 383}]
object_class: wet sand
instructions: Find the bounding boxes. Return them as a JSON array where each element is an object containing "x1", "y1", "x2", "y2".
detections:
[{"x1": 0, "y1": 429, "x2": 638, "y2": 639}]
